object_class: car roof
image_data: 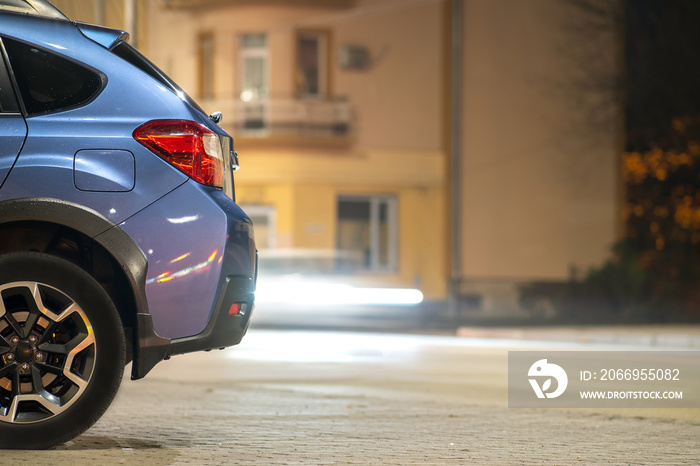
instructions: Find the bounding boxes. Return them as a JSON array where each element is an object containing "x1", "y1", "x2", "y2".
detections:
[{"x1": 0, "y1": 0, "x2": 67, "y2": 19}]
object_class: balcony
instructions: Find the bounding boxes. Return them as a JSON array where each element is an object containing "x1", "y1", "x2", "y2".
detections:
[
  {"x1": 163, "y1": 0, "x2": 355, "y2": 10},
  {"x1": 210, "y1": 96, "x2": 354, "y2": 148}
]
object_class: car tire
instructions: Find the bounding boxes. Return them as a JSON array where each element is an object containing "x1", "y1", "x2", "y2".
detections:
[{"x1": 0, "y1": 252, "x2": 125, "y2": 449}]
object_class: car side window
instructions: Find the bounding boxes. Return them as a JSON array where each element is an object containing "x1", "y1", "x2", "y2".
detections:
[
  {"x1": 0, "y1": 41, "x2": 19, "y2": 114},
  {"x1": 3, "y1": 37, "x2": 102, "y2": 115}
]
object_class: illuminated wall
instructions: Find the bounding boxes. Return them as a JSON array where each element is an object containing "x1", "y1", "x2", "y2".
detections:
[{"x1": 46, "y1": 0, "x2": 618, "y2": 312}]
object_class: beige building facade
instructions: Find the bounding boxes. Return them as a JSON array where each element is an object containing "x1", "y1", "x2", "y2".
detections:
[
  {"x1": 456, "y1": 0, "x2": 619, "y2": 315},
  {"x1": 52, "y1": 0, "x2": 619, "y2": 316}
]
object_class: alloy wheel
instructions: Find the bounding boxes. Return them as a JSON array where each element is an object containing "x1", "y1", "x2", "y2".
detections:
[{"x1": 0, "y1": 281, "x2": 96, "y2": 424}]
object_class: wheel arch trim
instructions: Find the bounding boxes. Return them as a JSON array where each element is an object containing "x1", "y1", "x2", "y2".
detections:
[
  {"x1": 0, "y1": 198, "x2": 146, "y2": 291},
  {"x1": 0, "y1": 198, "x2": 168, "y2": 379}
]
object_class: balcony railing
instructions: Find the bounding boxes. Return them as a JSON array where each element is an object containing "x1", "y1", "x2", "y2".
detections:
[
  {"x1": 234, "y1": 96, "x2": 352, "y2": 139},
  {"x1": 203, "y1": 96, "x2": 353, "y2": 143},
  {"x1": 164, "y1": 0, "x2": 355, "y2": 9}
]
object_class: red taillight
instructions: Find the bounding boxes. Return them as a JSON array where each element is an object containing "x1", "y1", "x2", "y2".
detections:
[
  {"x1": 133, "y1": 120, "x2": 224, "y2": 187},
  {"x1": 229, "y1": 303, "x2": 242, "y2": 316}
]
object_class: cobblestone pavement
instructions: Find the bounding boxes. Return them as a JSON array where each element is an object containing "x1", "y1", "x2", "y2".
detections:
[{"x1": 4, "y1": 330, "x2": 699, "y2": 465}]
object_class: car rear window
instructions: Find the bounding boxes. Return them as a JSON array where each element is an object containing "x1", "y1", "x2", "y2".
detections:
[
  {"x1": 111, "y1": 41, "x2": 205, "y2": 115},
  {"x1": 3, "y1": 37, "x2": 102, "y2": 115}
]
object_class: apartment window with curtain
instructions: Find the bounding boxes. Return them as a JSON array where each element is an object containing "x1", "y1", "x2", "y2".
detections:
[
  {"x1": 239, "y1": 33, "x2": 268, "y2": 131},
  {"x1": 296, "y1": 30, "x2": 329, "y2": 98},
  {"x1": 198, "y1": 32, "x2": 214, "y2": 100},
  {"x1": 336, "y1": 195, "x2": 397, "y2": 272},
  {"x1": 239, "y1": 33, "x2": 268, "y2": 102}
]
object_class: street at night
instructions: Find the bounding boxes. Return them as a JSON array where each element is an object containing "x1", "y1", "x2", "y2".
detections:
[
  {"x1": 6, "y1": 327, "x2": 697, "y2": 464},
  {"x1": 1, "y1": 0, "x2": 700, "y2": 461}
]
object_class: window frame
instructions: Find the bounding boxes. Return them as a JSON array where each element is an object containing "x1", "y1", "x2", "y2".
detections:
[
  {"x1": 0, "y1": 38, "x2": 20, "y2": 115},
  {"x1": 197, "y1": 31, "x2": 215, "y2": 100},
  {"x1": 238, "y1": 204, "x2": 277, "y2": 250},
  {"x1": 2, "y1": 36, "x2": 105, "y2": 116},
  {"x1": 238, "y1": 32, "x2": 269, "y2": 101},
  {"x1": 295, "y1": 29, "x2": 331, "y2": 100},
  {"x1": 238, "y1": 32, "x2": 269, "y2": 134},
  {"x1": 336, "y1": 194, "x2": 398, "y2": 273}
]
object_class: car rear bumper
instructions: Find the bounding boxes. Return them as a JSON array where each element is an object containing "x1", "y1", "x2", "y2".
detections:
[
  {"x1": 132, "y1": 272, "x2": 256, "y2": 380},
  {"x1": 128, "y1": 184, "x2": 258, "y2": 380}
]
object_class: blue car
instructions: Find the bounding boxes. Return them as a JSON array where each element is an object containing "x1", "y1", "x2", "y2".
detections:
[{"x1": 0, "y1": 0, "x2": 256, "y2": 448}]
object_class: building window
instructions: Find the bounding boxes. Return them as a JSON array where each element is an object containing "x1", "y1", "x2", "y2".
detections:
[
  {"x1": 239, "y1": 33, "x2": 268, "y2": 102},
  {"x1": 337, "y1": 195, "x2": 397, "y2": 272},
  {"x1": 198, "y1": 32, "x2": 214, "y2": 100},
  {"x1": 296, "y1": 31, "x2": 328, "y2": 98},
  {"x1": 240, "y1": 205, "x2": 276, "y2": 250},
  {"x1": 238, "y1": 33, "x2": 268, "y2": 131}
]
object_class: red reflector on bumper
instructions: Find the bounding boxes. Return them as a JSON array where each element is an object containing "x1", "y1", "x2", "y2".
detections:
[{"x1": 229, "y1": 303, "x2": 242, "y2": 315}]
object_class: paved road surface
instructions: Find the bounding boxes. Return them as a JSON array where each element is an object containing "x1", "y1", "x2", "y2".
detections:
[{"x1": 5, "y1": 329, "x2": 699, "y2": 464}]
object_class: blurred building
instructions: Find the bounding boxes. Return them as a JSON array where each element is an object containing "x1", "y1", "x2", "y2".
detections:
[{"x1": 55, "y1": 0, "x2": 620, "y2": 318}]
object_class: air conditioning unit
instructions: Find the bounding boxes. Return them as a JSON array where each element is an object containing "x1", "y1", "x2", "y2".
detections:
[{"x1": 338, "y1": 44, "x2": 370, "y2": 71}]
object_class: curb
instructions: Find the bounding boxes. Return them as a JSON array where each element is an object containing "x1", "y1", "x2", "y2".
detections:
[{"x1": 455, "y1": 325, "x2": 700, "y2": 349}]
